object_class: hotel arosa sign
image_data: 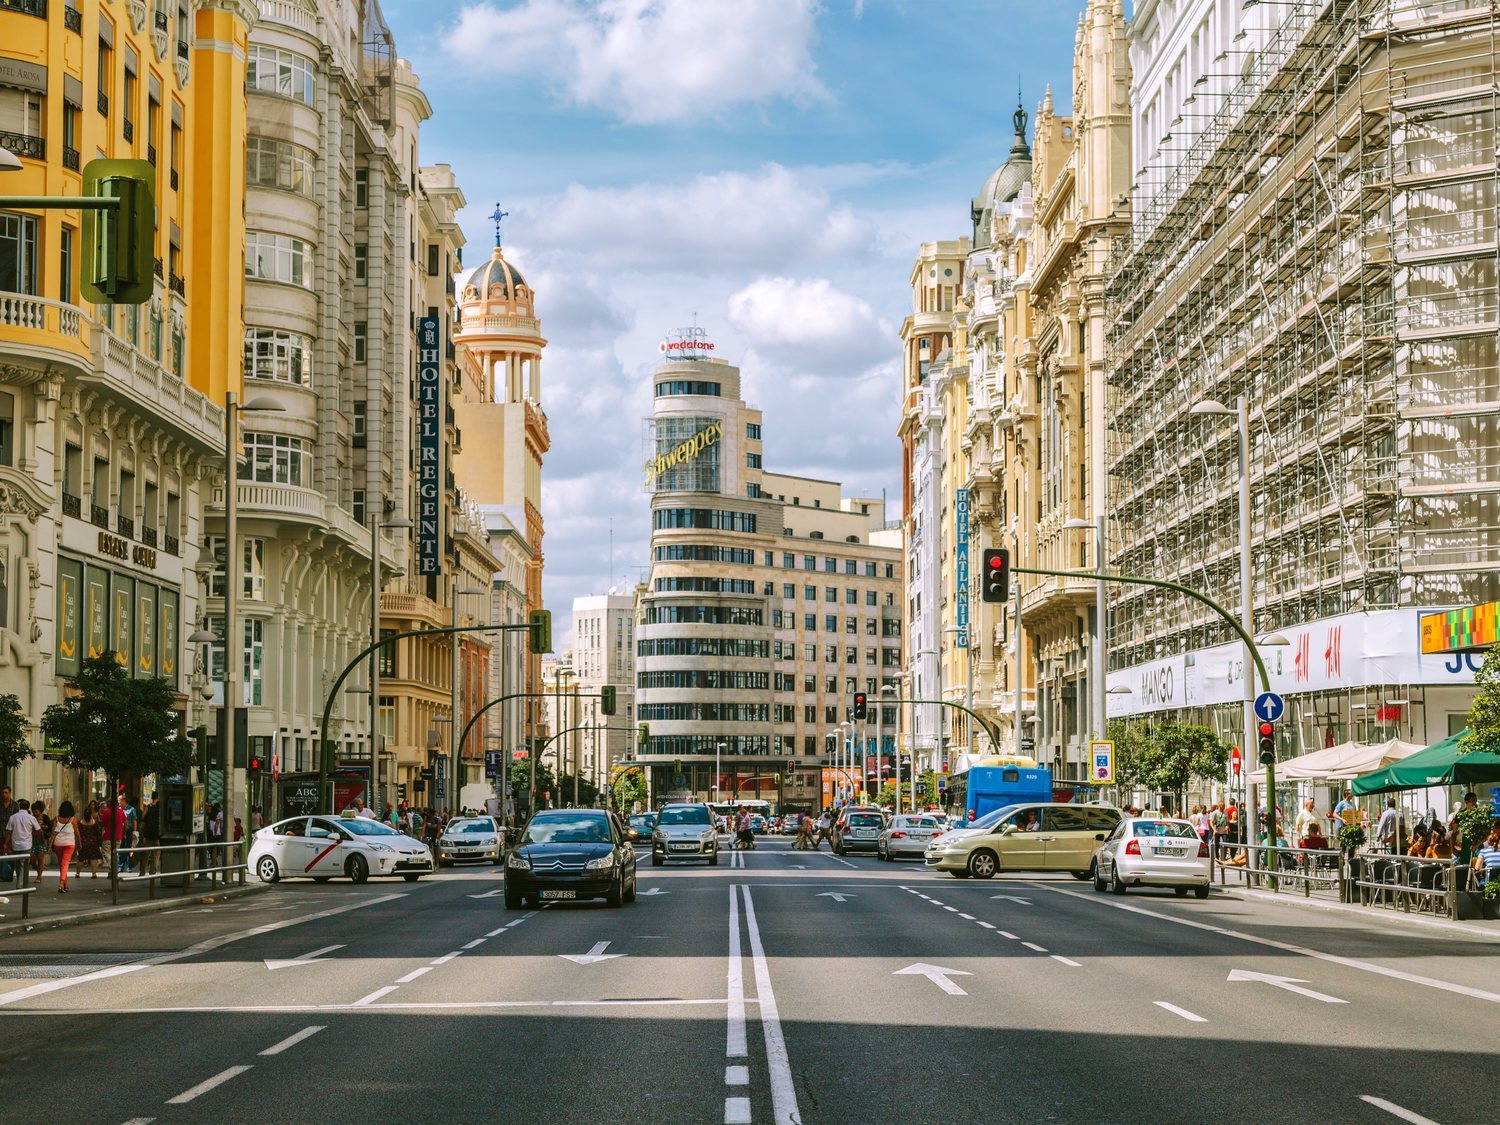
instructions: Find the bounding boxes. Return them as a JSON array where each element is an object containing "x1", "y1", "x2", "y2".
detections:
[{"x1": 644, "y1": 419, "x2": 722, "y2": 485}]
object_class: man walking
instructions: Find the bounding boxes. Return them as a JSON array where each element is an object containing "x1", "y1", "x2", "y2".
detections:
[
  {"x1": 139, "y1": 792, "x2": 162, "y2": 877},
  {"x1": 815, "y1": 808, "x2": 833, "y2": 850},
  {"x1": 5, "y1": 799, "x2": 42, "y2": 888},
  {"x1": 0, "y1": 786, "x2": 17, "y2": 882},
  {"x1": 1376, "y1": 798, "x2": 1407, "y2": 854}
]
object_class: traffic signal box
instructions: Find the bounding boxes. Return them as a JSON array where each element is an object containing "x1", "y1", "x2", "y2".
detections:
[
  {"x1": 982, "y1": 548, "x2": 1010, "y2": 603},
  {"x1": 1258, "y1": 721, "x2": 1276, "y2": 765},
  {"x1": 81, "y1": 159, "x2": 156, "y2": 305},
  {"x1": 528, "y1": 609, "x2": 552, "y2": 654},
  {"x1": 600, "y1": 685, "x2": 617, "y2": 715},
  {"x1": 852, "y1": 692, "x2": 868, "y2": 720}
]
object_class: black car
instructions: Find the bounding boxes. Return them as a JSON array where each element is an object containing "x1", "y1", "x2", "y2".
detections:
[
  {"x1": 626, "y1": 813, "x2": 657, "y2": 845},
  {"x1": 504, "y1": 809, "x2": 638, "y2": 909}
]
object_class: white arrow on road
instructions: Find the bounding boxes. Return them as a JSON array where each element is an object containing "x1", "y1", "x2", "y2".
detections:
[
  {"x1": 990, "y1": 895, "x2": 1031, "y2": 905},
  {"x1": 893, "y1": 963, "x2": 972, "y2": 996},
  {"x1": 786, "y1": 865, "x2": 809, "y2": 870},
  {"x1": 638, "y1": 887, "x2": 670, "y2": 896},
  {"x1": 817, "y1": 892, "x2": 856, "y2": 903},
  {"x1": 558, "y1": 941, "x2": 626, "y2": 966},
  {"x1": 264, "y1": 944, "x2": 345, "y2": 971},
  {"x1": 1227, "y1": 969, "x2": 1347, "y2": 1004},
  {"x1": 466, "y1": 889, "x2": 505, "y2": 899}
]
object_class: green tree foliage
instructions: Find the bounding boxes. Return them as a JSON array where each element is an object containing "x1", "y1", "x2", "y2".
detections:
[
  {"x1": 510, "y1": 756, "x2": 555, "y2": 799},
  {"x1": 1463, "y1": 640, "x2": 1500, "y2": 757},
  {"x1": 1106, "y1": 718, "x2": 1229, "y2": 809},
  {"x1": 612, "y1": 767, "x2": 648, "y2": 813},
  {"x1": 39, "y1": 655, "x2": 192, "y2": 791},
  {"x1": 0, "y1": 693, "x2": 34, "y2": 776},
  {"x1": 556, "y1": 772, "x2": 600, "y2": 807}
]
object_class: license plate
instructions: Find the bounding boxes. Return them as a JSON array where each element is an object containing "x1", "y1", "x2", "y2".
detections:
[
  {"x1": 1156, "y1": 848, "x2": 1186, "y2": 857},
  {"x1": 855, "y1": 831, "x2": 874, "y2": 837},
  {"x1": 670, "y1": 843, "x2": 697, "y2": 851},
  {"x1": 540, "y1": 889, "x2": 576, "y2": 900}
]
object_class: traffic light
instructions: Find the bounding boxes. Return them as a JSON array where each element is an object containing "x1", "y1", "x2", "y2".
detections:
[
  {"x1": 1258, "y1": 721, "x2": 1276, "y2": 765},
  {"x1": 852, "y1": 692, "x2": 868, "y2": 720},
  {"x1": 528, "y1": 608, "x2": 552, "y2": 654},
  {"x1": 787, "y1": 760, "x2": 797, "y2": 772},
  {"x1": 600, "y1": 685, "x2": 617, "y2": 715},
  {"x1": 247, "y1": 754, "x2": 264, "y2": 775},
  {"x1": 982, "y1": 548, "x2": 1010, "y2": 603},
  {"x1": 81, "y1": 159, "x2": 156, "y2": 305},
  {"x1": 637, "y1": 722, "x2": 650, "y2": 746}
]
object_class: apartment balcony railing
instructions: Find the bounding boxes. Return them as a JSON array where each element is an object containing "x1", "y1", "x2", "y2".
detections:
[
  {"x1": 62, "y1": 147, "x2": 79, "y2": 171},
  {"x1": 153, "y1": 257, "x2": 164, "y2": 280},
  {"x1": 169, "y1": 169, "x2": 178, "y2": 190},
  {"x1": 147, "y1": 142, "x2": 157, "y2": 165},
  {"x1": 62, "y1": 493, "x2": 82, "y2": 519},
  {"x1": 141, "y1": 525, "x2": 157, "y2": 548},
  {"x1": 117, "y1": 514, "x2": 134, "y2": 538},
  {"x1": 97, "y1": 92, "x2": 108, "y2": 116},
  {"x1": 90, "y1": 504, "x2": 109, "y2": 529},
  {"x1": 123, "y1": 120, "x2": 134, "y2": 142},
  {"x1": 164, "y1": 533, "x2": 179, "y2": 557},
  {"x1": 63, "y1": 4, "x2": 80, "y2": 30},
  {"x1": 0, "y1": 292, "x2": 82, "y2": 337},
  {"x1": 168, "y1": 273, "x2": 185, "y2": 296},
  {"x1": 1, "y1": 0, "x2": 47, "y2": 19},
  {"x1": 0, "y1": 131, "x2": 43, "y2": 160}
]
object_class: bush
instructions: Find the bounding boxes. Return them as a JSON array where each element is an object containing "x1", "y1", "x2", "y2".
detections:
[{"x1": 1337, "y1": 824, "x2": 1367, "y2": 852}]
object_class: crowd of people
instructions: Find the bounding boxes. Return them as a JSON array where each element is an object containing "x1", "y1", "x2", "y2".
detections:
[{"x1": 1, "y1": 785, "x2": 166, "y2": 892}]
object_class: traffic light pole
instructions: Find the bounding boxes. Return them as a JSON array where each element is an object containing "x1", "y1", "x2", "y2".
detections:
[{"x1": 535, "y1": 723, "x2": 635, "y2": 808}]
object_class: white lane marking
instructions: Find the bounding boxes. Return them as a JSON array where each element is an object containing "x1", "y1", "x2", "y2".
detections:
[
  {"x1": 639, "y1": 887, "x2": 670, "y2": 895},
  {"x1": 558, "y1": 941, "x2": 625, "y2": 965},
  {"x1": 991, "y1": 895, "x2": 1032, "y2": 905},
  {"x1": 816, "y1": 892, "x2": 855, "y2": 903},
  {"x1": 121, "y1": 1118, "x2": 156, "y2": 1124},
  {"x1": 824, "y1": 853, "x2": 858, "y2": 868},
  {"x1": 942, "y1": 906, "x2": 958, "y2": 913},
  {"x1": 1358, "y1": 1095, "x2": 1441, "y2": 1125},
  {"x1": 1153, "y1": 1001, "x2": 1206, "y2": 1023},
  {"x1": 466, "y1": 889, "x2": 505, "y2": 899},
  {"x1": 264, "y1": 943, "x2": 346, "y2": 971},
  {"x1": 724, "y1": 1096, "x2": 752, "y2": 1124},
  {"x1": 1051, "y1": 955, "x2": 1082, "y2": 967},
  {"x1": 1226, "y1": 969, "x2": 1346, "y2": 1004},
  {"x1": 0, "y1": 893, "x2": 406, "y2": 1008},
  {"x1": 395, "y1": 967, "x2": 433, "y2": 984},
  {"x1": 165, "y1": 1065, "x2": 252, "y2": 1104},
  {"x1": 741, "y1": 886, "x2": 802, "y2": 1124},
  {"x1": 1036, "y1": 881, "x2": 1500, "y2": 1007},
  {"x1": 998, "y1": 931, "x2": 1018, "y2": 939},
  {"x1": 928, "y1": 900, "x2": 944, "y2": 906},
  {"x1": 976, "y1": 921, "x2": 996, "y2": 930},
  {"x1": 430, "y1": 952, "x2": 462, "y2": 965},
  {"x1": 485, "y1": 927, "x2": 509, "y2": 937},
  {"x1": 259, "y1": 1025, "x2": 326, "y2": 1056},
  {"x1": 725, "y1": 1065, "x2": 749, "y2": 1086},
  {"x1": 1022, "y1": 942, "x2": 1048, "y2": 953},
  {"x1": 26, "y1": 997, "x2": 755, "y2": 1016},
  {"x1": 958, "y1": 913, "x2": 976, "y2": 920},
  {"x1": 462, "y1": 939, "x2": 486, "y2": 950},
  {"x1": 353, "y1": 986, "x2": 399, "y2": 1007},
  {"x1": 727, "y1": 884, "x2": 746, "y2": 1059},
  {"x1": 893, "y1": 962, "x2": 972, "y2": 997}
]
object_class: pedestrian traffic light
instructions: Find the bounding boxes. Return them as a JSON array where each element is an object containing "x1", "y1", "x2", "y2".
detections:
[
  {"x1": 852, "y1": 692, "x2": 868, "y2": 720},
  {"x1": 600, "y1": 685, "x2": 616, "y2": 715},
  {"x1": 787, "y1": 760, "x2": 797, "y2": 772},
  {"x1": 528, "y1": 608, "x2": 552, "y2": 654},
  {"x1": 247, "y1": 754, "x2": 264, "y2": 775},
  {"x1": 637, "y1": 722, "x2": 650, "y2": 746},
  {"x1": 81, "y1": 159, "x2": 156, "y2": 305},
  {"x1": 982, "y1": 548, "x2": 1010, "y2": 603},
  {"x1": 1258, "y1": 721, "x2": 1275, "y2": 765}
]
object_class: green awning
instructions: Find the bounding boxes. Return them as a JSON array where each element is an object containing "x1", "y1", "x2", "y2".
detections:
[{"x1": 1351, "y1": 729, "x2": 1500, "y2": 795}]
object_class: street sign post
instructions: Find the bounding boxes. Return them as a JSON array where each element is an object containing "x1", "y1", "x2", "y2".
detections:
[
  {"x1": 1090, "y1": 739, "x2": 1115, "y2": 784},
  {"x1": 1254, "y1": 692, "x2": 1285, "y2": 723}
]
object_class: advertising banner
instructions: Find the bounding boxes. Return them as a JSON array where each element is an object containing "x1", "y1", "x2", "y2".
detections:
[
  {"x1": 416, "y1": 316, "x2": 443, "y2": 576},
  {"x1": 954, "y1": 488, "x2": 969, "y2": 648}
]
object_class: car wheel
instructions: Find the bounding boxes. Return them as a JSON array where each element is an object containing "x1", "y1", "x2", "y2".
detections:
[
  {"x1": 1110, "y1": 861, "x2": 1127, "y2": 895},
  {"x1": 651, "y1": 854, "x2": 664, "y2": 867},
  {"x1": 1092, "y1": 862, "x2": 1107, "y2": 892},
  {"x1": 1174, "y1": 886, "x2": 1189, "y2": 897},
  {"x1": 1194, "y1": 884, "x2": 1210, "y2": 900},
  {"x1": 606, "y1": 873, "x2": 624, "y2": 908},
  {"x1": 624, "y1": 875, "x2": 636, "y2": 903},
  {"x1": 505, "y1": 886, "x2": 523, "y2": 909},
  {"x1": 708, "y1": 853, "x2": 718, "y2": 867},
  {"x1": 967, "y1": 850, "x2": 998, "y2": 880},
  {"x1": 313, "y1": 876, "x2": 332, "y2": 884},
  {"x1": 403, "y1": 873, "x2": 421, "y2": 882},
  {"x1": 256, "y1": 855, "x2": 280, "y2": 884},
  {"x1": 347, "y1": 854, "x2": 369, "y2": 885}
]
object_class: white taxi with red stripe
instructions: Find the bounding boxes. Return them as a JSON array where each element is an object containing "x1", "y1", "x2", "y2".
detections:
[{"x1": 249, "y1": 814, "x2": 434, "y2": 885}]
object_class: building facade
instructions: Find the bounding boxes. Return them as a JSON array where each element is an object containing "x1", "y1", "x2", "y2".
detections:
[
  {"x1": 637, "y1": 329, "x2": 903, "y2": 810},
  {"x1": 571, "y1": 592, "x2": 636, "y2": 780}
]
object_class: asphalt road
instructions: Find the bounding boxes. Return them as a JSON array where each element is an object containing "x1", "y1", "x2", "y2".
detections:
[{"x1": 2, "y1": 835, "x2": 1498, "y2": 1124}]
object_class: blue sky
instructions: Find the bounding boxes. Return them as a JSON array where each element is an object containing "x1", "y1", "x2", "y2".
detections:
[{"x1": 383, "y1": 0, "x2": 1089, "y2": 644}]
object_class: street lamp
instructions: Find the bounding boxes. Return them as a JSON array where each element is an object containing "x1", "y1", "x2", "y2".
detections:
[
  {"x1": 715, "y1": 740, "x2": 727, "y2": 807},
  {"x1": 221, "y1": 392, "x2": 283, "y2": 865},
  {"x1": 1062, "y1": 516, "x2": 1107, "y2": 758},
  {"x1": 880, "y1": 684, "x2": 898, "y2": 813},
  {"x1": 369, "y1": 514, "x2": 412, "y2": 819},
  {"x1": 451, "y1": 584, "x2": 490, "y2": 813}
]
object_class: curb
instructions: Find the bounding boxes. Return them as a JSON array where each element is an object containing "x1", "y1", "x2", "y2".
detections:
[
  {"x1": 1215, "y1": 883, "x2": 1500, "y2": 942},
  {"x1": 0, "y1": 880, "x2": 271, "y2": 939}
]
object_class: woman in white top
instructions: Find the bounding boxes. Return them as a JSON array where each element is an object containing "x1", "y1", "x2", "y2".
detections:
[{"x1": 52, "y1": 800, "x2": 78, "y2": 893}]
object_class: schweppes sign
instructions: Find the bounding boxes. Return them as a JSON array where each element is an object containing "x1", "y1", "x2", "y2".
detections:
[{"x1": 644, "y1": 420, "x2": 723, "y2": 485}]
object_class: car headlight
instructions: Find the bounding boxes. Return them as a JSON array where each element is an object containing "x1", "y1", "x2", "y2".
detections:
[
  {"x1": 652, "y1": 833, "x2": 665, "y2": 844},
  {"x1": 507, "y1": 853, "x2": 531, "y2": 870},
  {"x1": 584, "y1": 854, "x2": 616, "y2": 870},
  {"x1": 483, "y1": 838, "x2": 497, "y2": 846},
  {"x1": 701, "y1": 830, "x2": 716, "y2": 843},
  {"x1": 366, "y1": 842, "x2": 393, "y2": 852}
]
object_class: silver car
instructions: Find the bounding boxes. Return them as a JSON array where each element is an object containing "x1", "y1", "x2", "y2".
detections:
[
  {"x1": 651, "y1": 803, "x2": 719, "y2": 867},
  {"x1": 437, "y1": 815, "x2": 504, "y2": 866},
  {"x1": 877, "y1": 814, "x2": 943, "y2": 861},
  {"x1": 1093, "y1": 816, "x2": 1211, "y2": 896}
]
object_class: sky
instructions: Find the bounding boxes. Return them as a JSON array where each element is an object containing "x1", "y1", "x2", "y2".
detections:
[{"x1": 383, "y1": 0, "x2": 1089, "y2": 647}]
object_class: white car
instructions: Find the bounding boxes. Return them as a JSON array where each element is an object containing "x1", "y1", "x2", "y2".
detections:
[
  {"x1": 877, "y1": 815, "x2": 943, "y2": 860},
  {"x1": 437, "y1": 816, "x2": 505, "y2": 866},
  {"x1": 1093, "y1": 816, "x2": 1211, "y2": 897},
  {"x1": 250, "y1": 814, "x2": 434, "y2": 884}
]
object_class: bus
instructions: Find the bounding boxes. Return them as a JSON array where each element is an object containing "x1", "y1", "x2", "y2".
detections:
[
  {"x1": 710, "y1": 799, "x2": 773, "y2": 827},
  {"x1": 945, "y1": 757, "x2": 1052, "y2": 823}
]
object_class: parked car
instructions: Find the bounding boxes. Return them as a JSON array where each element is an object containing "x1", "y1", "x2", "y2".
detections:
[
  {"x1": 250, "y1": 814, "x2": 433, "y2": 884},
  {"x1": 504, "y1": 808, "x2": 637, "y2": 908},
  {"x1": 924, "y1": 802, "x2": 1122, "y2": 879},
  {"x1": 436, "y1": 816, "x2": 505, "y2": 866},
  {"x1": 877, "y1": 814, "x2": 943, "y2": 861},
  {"x1": 1092, "y1": 816, "x2": 1211, "y2": 897}
]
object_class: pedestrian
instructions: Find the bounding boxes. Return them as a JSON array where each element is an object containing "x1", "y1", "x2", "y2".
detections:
[
  {"x1": 1330, "y1": 788, "x2": 1358, "y2": 828},
  {"x1": 0, "y1": 785, "x2": 17, "y2": 882},
  {"x1": 356, "y1": 798, "x2": 377, "y2": 820},
  {"x1": 1376, "y1": 798, "x2": 1407, "y2": 854},
  {"x1": 816, "y1": 808, "x2": 833, "y2": 849},
  {"x1": 1294, "y1": 797, "x2": 1320, "y2": 843},
  {"x1": 30, "y1": 800, "x2": 52, "y2": 886},
  {"x1": 1471, "y1": 830, "x2": 1500, "y2": 888},
  {"x1": 252, "y1": 805, "x2": 266, "y2": 831},
  {"x1": 139, "y1": 792, "x2": 161, "y2": 878},
  {"x1": 120, "y1": 793, "x2": 138, "y2": 873},
  {"x1": 99, "y1": 797, "x2": 124, "y2": 874},
  {"x1": 1209, "y1": 803, "x2": 1229, "y2": 860},
  {"x1": 5, "y1": 799, "x2": 43, "y2": 888},
  {"x1": 51, "y1": 801, "x2": 77, "y2": 894},
  {"x1": 77, "y1": 802, "x2": 104, "y2": 878}
]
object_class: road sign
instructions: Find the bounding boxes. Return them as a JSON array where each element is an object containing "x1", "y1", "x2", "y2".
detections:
[
  {"x1": 1231, "y1": 745, "x2": 1242, "y2": 776},
  {"x1": 511, "y1": 749, "x2": 528, "y2": 760},
  {"x1": 484, "y1": 750, "x2": 503, "y2": 777},
  {"x1": 936, "y1": 775, "x2": 947, "y2": 792},
  {"x1": 1090, "y1": 739, "x2": 1115, "y2": 784},
  {"x1": 1254, "y1": 692, "x2": 1285, "y2": 723},
  {"x1": 418, "y1": 767, "x2": 435, "y2": 780}
]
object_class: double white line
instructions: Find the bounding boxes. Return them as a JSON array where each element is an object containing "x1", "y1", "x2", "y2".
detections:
[{"x1": 726, "y1": 884, "x2": 799, "y2": 1124}]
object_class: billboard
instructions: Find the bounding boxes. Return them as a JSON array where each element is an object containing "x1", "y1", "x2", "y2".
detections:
[{"x1": 416, "y1": 316, "x2": 443, "y2": 576}]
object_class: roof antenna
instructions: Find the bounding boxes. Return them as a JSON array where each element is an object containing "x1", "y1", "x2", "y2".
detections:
[{"x1": 489, "y1": 202, "x2": 509, "y2": 248}]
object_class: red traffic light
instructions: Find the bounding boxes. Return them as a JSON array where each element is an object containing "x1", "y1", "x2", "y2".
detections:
[
  {"x1": 988, "y1": 554, "x2": 1003, "y2": 570},
  {"x1": 1258, "y1": 721, "x2": 1274, "y2": 738}
]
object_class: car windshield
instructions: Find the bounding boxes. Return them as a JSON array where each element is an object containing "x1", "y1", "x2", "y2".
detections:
[
  {"x1": 629, "y1": 816, "x2": 655, "y2": 828},
  {"x1": 966, "y1": 804, "x2": 1027, "y2": 831},
  {"x1": 339, "y1": 818, "x2": 399, "y2": 837},
  {"x1": 849, "y1": 814, "x2": 883, "y2": 827},
  {"x1": 657, "y1": 807, "x2": 711, "y2": 827},
  {"x1": 897, "y1": 817, "x2": 937, "y2": 829},
  {"x1": 522, "y1": 813, "x2": 611, "y2": 845},
  {"x1": 1131, "y1": 820, "x2": 1198, "y2": 839},
  {"x1": 449, "y1": 819, "x2": 493, "y2": 834}
]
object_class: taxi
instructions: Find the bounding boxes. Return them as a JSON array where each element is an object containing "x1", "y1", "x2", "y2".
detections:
[{"x1": 249, "y1": 813, "x2": 434, "y2": 884}]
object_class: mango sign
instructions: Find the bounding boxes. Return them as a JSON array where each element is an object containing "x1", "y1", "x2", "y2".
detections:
[{"x1": 644, "y1": 420, "x2": 723, "y2": 485}]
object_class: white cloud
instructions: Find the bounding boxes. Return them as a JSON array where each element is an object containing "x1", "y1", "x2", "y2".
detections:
[
  {"x1": 524, "y1": 164, "x2": 874, "y2": 271},
  {"x1": 726, "y1": 276, "x2": 889, "y2": 373},
  {"x1": 442, "y1": 0, "x2": 827, "y2": 125}
]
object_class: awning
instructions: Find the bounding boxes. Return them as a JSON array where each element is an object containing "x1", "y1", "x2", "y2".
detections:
[
  {"x1": 1278, "y1": 738, "x2": 1426, "y2": 781},
  {"x1": 1351, "y1": 730, "x2": 1500, "y2": 795}
]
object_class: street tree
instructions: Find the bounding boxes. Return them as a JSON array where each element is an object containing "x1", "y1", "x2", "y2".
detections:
[
  {"x1": 1107, "y1": 718, "x2": 1228, "y2": 811},
  {"x1": 39, "y1": 654, "x2": 192, "y2": 798},
  {"x1": 0, "y1": 692, "x2": 34, "y2": 782},
  {"x1": 611, "y1": 767, "x2": 647, "y2": 813},
  {"x1": 1463, "y1": 639, "x2": 1500, "y2": 757}
]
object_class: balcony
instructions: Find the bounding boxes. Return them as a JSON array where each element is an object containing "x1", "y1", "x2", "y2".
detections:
[
  {"x1": 1, "y1": 0, "x2": 46, "y2": 17},
  {"x1": 90, "y1": 504, "x2": 109, "y2": 529},
  {"x1": 164, "y1": 533, "x2": 179, "y2": 557},
  {"x1": 153, "y1": 9, "x2": 167, "y2": 29},
  {"x1": 97, "y1": 92, "x2": 108, "y2": 117},
  {"x1": 63, "y1": 4, "x2": 80, "y2": 30},
  {"x1": 215, "y1": 481, "x2": 325, "y2": 525},
  {"x1": 62, "y1": 147, "x2": 79, "y2": 171},
  {"x1": 169, "y1": 273, "x2": 185, "y2": 297},
  {"x1": 117, "y1": 514, "x2": 134, "y2": 538},
  {"x1": 176, "y1": 40, "x2": 188, "y2": 60},
  {"x1": 0, "y1": 131, "x2": 43, "y2": 160},
  {"x1": 258, "y1": 0, "x2": 315, "y2": 32},
  {"x1": 169, "y1": 169, "x2": 178, "y2": 191},
  {"x1": 123, "y1": 120, "x2": 134, "y2": 142},
  {"x1": 154, "y1": 257, "x2": 164, "y2": 280},
  {"x1": 0, "y1": 292, "x2": 82, "y2": 338},
  {"x1": 141, "y1": 525, "x2": 157, "y2": 548},
  {"x1": 147, "y1": 143, "x2": 157, "y2": 165},
  {"x1": 62, "y1": 493, "x2": 81, "y2": 519}
]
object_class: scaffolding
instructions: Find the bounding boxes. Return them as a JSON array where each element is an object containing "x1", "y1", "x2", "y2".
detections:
[{"x1": 1104, "y1": 0, "x2": 1500, "y2": 676}]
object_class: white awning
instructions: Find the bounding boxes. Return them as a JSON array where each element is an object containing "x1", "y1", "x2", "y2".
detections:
[{"x1": 1278, "y1": 738, "x2": 1426, "y2": 781}]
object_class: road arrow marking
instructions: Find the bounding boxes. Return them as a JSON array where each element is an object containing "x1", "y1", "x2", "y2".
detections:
[
  {"x1": 638, "y1": 887, "x2": 670, "y2": 896},
  {"x1": 893, "y1": 963, "x2": 972, "y2": 996},
  {"x1": 264, "y1": 945, "x2": 344, "y2": 971},
  {"x1": 1227, "y1": 969, "x2": 1346, "y2": 1004},
  {"x1": 816, "y1": 892, "x2": 856, "y2": 903},
  {"x1": 990, "y1": 895, "x2": 1031, "y2": 905},
  {"x1": 466, "y1": 889, "x2": 505, "y2": 899},
  {"x1": 559, "y1": 941, "x2": 626, "y2": 966},
  {"x1": 786, "y1": 865, "x2": 809, "y2": 869}
]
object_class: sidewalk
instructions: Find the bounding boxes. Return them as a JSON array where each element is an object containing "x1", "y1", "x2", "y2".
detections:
[{"x1": 0, "y1": 864, "x2": 268, "y2": 938}]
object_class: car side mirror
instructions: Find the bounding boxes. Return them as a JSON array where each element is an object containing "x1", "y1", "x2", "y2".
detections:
[{"x1": 998, "y1": 825, "x2": 1017, "y2": 836}]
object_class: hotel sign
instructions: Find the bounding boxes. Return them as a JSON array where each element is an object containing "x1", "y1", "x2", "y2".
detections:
[
  {"x1": 954, "y1": 488, "x2": 969, "y2": 648},
  {"x1": 643, "y1": 419, "x2": 722, "y2": 486},
  {"x1": 417, "y1": 316, "x2": 442, "y2": 576}
]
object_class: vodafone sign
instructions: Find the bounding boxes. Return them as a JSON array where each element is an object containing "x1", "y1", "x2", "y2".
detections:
[{"x1": 660, "y1": 338, "x2": 715, "y2": 353}]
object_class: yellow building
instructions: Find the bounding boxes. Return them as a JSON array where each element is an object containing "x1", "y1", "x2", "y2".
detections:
[{"x1": 0, "y1": 0, "x2": 252, "y2": 801}]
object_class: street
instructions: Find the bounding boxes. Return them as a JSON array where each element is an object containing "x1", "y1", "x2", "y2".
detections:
[{"x1": 2, "y1": 836, "x2": 1498, "y2": 1124}]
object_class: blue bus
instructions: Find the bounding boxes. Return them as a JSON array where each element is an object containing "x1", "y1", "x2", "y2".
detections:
[{"x1": 946, "y1": 758, "x2": 1054, "y2": 823}]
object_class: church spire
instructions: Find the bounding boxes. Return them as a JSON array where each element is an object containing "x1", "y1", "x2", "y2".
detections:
[
  {"x1": 488, "y1": 201, "x2": 509, "y2": 248},
  {"x1": 1010, "y1": 90, "x2": 1031, "y2": 160}
]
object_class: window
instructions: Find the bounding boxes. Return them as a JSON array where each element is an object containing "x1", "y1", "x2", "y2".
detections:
[
  {"x1": 845, "y1": 617, "x2": 857, "y2": 634},
  {"x1": 803, "y1": 585, "x2": 815, "y2": 600},
  {"x1": 243, "y1": 327, "x2": 312, "y2": 384},
  {"x1": 352, "y1": 401, "x2": 366, "y2": 447},
  {"x1": 206, "y1": 537, "x2": 266, "y2": 600},
  {"x1": 865, "y1": 591, "x2": 877, "y2": 606},
  {"x1": 354, "y1": 243, "x2": 367, "y2": 279},
  {"x1": 846, "y1": 646, "x2": 857, "y2": 665},
  {"x1": 0, "y1": 90, "x2": 43, "y2": 151},
  {"x1": 97, "y1": 38, "x2": 112, "y2": 116},
  {"x1": 245, "y1": 231, "x2": 312, "y2": 288},
  {"x1": 827, "y1": 676, "x2": 838, "y2": 693},
  {"x1": 746, "y1": 452, "x2": 762, "y2": 468},
  {"x1": 826, "y1": 614, "x2": 838, "y2": 632},
  {"x1": 0, "y1": 392, "x2": 13, "y2": 467},
  {"x1": 59, "y1": 225, "x2": 73, "y2": 304},
  {"x1": 803, "y1": 613, "x2": 816, "y2": 631},
  {"x1": 865, "y1": 619, "x2": 877, "y2": 636},
  {"x1": 654, "y1": 380, "x2": 721, "y2": 397},
  {"x1": 885, "y1": 564, "x2": 895, "y2": 579},
  {"x1": 825, "y1": 644, "x2": 838, "y2": 663},
  {"x1": 746, "y1": 423, "x2": 761, "y2": 440},
  {"x1": 846, "y1": 589, "x2": 857, "y2": 604},
  {"x1": 803, "y1": 644, "x2": 816, "y2": 662},
  {"x1": 864, "y1": 562, "x2": 876, "y2": 577},
  {"x1": 246, "y1": 46, "x2": 316, "y2": 104},
  {"x1": 123, "y1": 61, "x2": 136, "y2": 140},
  {"x1": 651, "y1": 508, "x2": 756, "y2": 532},
  {"x1": 352, "y1": 489, "x2": 365, "y2": 526},
  {"x1": 782, "y1": 583, "x2": 794, "y2": 599},
  {"x1": 354, "y1": 168, "x2": 368, "y2": 209},
  {"x1": 825, "y1": 587, "x2": 836, "y2": 603},
  {"x1": 782, "y1": 553, "x2": 794, "y2": 568},
  {"x1": 246, "y1": 135, "x2": 315, "y2": 195},
  {"x1": 426, "y1": 243, "x2": 439, "y2": 276},
  {"x1": 0, "y1": 212, "x2": 38, "y2": 295},
  {"x1": 824, "y1": 706, "x2": 837, "y2": 724},
  {"x1": 238, "y1": 432, "x2": 310, "y2": 486},
  {"x1": 823, "y1": 557, "x2": 835, "y2": 573},
  {"x1": 147, "y1": 94, "x2": 159, "y2": 163},
  {"x1": 803, "y1": 555, "x2": 815, "y2": 570},
  {"x1": 353, "y1": 321, "x2": 367, "y2": 363}
]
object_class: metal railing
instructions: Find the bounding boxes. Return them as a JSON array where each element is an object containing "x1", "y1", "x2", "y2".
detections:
[
  {"x1": 1216, "y1": 842, "x2": 1343, "y2": 898},
  {"x1": 1348, "y1": 850, "x2": 1460, "y2": 920},
  {"x1": 0, "y1": 881, "x2": 36, "y2": 919},
  {"x1": 113, "y1": 840, "x2": 247, "y2": 904}
]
